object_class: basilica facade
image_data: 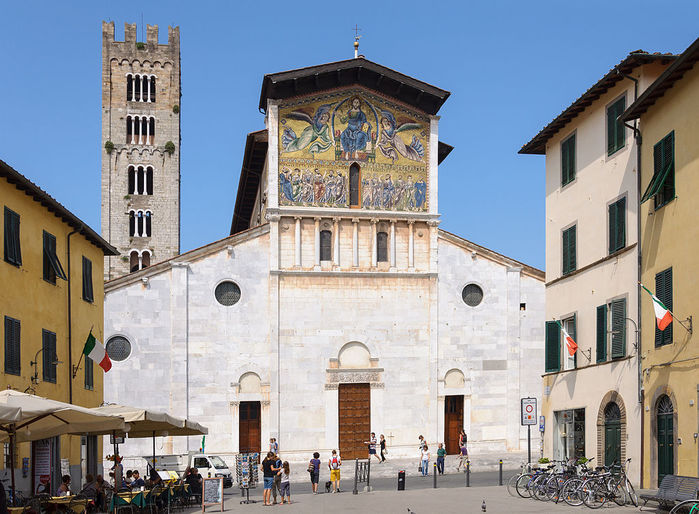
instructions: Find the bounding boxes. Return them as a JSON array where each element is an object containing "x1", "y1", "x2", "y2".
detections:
[{"x1": 103, "y1": 57, "x2": 545, "y2": 462}]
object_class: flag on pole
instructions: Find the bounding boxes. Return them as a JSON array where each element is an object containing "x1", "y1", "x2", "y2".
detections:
[
  {"x1": 82, "y1": 332, "x2": 112, "y2": 372},
  {"x1": 641, "y1": 284, "x2": 673, "y2": 331},
  {"x1": 556, "y1": 320, "x2": 578, "y2": 356}
]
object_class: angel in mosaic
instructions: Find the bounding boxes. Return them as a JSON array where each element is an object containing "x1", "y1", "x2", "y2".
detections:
[
  {"x1": 377, "y1": 111, "x2": 424, "y2": 163},
  {"x1": 281, "y1": 104, "x2": 335, "y2": 155}
]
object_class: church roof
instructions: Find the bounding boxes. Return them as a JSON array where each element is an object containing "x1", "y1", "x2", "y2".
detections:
[
  {"x1": 519, "y1": 51, "x2": 676, "y2": 155},
  {"x1": 0, "y1": 158, "x2": 118, "y2": 255},
  {"x1": 259, "y1": 57, "x2": 451, "y2": 115},
  {"x1": 230, "y1": 130, "x2": 268, "y2": 235}
]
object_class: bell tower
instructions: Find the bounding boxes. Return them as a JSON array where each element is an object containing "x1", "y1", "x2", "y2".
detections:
[{"x1": 100, "y1": 21, "x2": 181, "y2": 279}]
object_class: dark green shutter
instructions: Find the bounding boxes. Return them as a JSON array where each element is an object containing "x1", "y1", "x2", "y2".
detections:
[
  {"x1": 561, "y1": 135, "x2": 576, "y2": 186},
  {"x1": 42, "y1": 330, "x2": 57, "y2": 383},
  {"x1": 607, "y1": 97, "x2": 626, "y2": 156},
  {"x1": 596, "y1": 305, "x2": 607, "y2": 362},
  {"x1": 563, "y1": 226, "x2": 576, "y2": 275},
  {"x1": 545, "y1": 321, "x2": 561, "y2": 372},
  {"x1": 658, "y1": 132, "x2": 675, "y2": 207},
  {"x1": 82, "y1": 257, "x2": 93, "y2": 303},
  {"x1": 570, "y1": 315, "x2": 577, "y2": 368},
  {"x1": 4, "y1": 317, "x2": 20, "y2": 376},
  {"x1": 85, "y1": 356, "x2": 94, "y2": 390},
  {"x1": 4, "y1": 208, "x2": 22, "y2": 266},
  {"x1": 608, "y1": 198, "x2": 626, "y2": 254},
  {"x1": 655, "y1": 268, "x2": 673, "y2": 347},
  {"x1": 610, "y1": 299, "x2": 626, "y2": 358}
]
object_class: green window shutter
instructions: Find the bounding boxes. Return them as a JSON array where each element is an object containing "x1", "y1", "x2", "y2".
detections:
[
  {"x1": 82, "y1": 257, "x2": 94, "y2": 303},
  {"x1": 570, "y1": 315, "x2": 577, "y2": 368},
  {"x1": 607, "y1": 97, "x2": 626, "y2": 156},
  {"x1": 654, "y1": 268, "x2": 673, "y2": 347},
  {"x1": 563, "y1": 225, "x2": 576, "y2": 275},
  {"x1": 43, "y1": 231, "x2": 66, "y2": 282},
  {"x1": 596, "y1": 305, "x2": 607, "y2": 362},
  {"x1": 608, "y1": 198, "x2": 626, "y2": 254},
  {"x1": 4, "y1": 208, "x2": 22, "y2": 267},
  {"x1": 561, "y1": 135, "x2": 576, "y2": 186},
  {"x1": 610, "y1": 299, "x2": 626, "y2": 358},
  {"x1": 4, "y1": 317, "x2": 20, "y2": 376},
  {"x1": 42, "y1": 330, "x2": 57, "y2": 383},
  {"x1": 657, "y1": 132, "x2": 675, "y2": 208},
  {"x1": 85, "y1": 356, "x2": 94, "y2": 390},
  {"x1": 545, "y1": 321, "x2": 561, "y2": 372}
]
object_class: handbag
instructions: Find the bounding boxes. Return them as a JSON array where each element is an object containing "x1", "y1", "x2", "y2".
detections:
[{"x1": 307, "y1": 462, "x2": 315, "y2": 473}]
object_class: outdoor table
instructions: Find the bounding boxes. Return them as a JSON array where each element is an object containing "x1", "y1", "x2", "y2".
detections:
[
  {"x1": 110, "y1": 489, "x2": 151, "y2": 509},
  {"x1": 8, "y1": 507, "x2": 24, "y2": 514},
  {"x1": 48, "y1": 496, "x2": 88, "y2": 513}
]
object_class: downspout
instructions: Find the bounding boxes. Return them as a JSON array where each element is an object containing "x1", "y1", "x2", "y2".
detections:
[
  {"x1": 67, "y1": 226, "x2": 82, "y2": 404},
  {"x1": 619, "y1": 70, "x2": 643, "y2": 488}
]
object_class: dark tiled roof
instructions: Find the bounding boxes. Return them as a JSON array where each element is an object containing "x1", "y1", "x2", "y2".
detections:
[
  {"x1": 623, "y1": 37, "x2": 699, "y2": 121},
  {"x1": 519, "y1": 51, "x2": 677, "y2": 155},
  {"x1": 259, "y1": 57, "x2": 451, "y2": 115},
  {"x1": 230, "y1": 130, "x2": 268, "y2": 235},
  {"x1": 0, "y1": 159, "x2": 118, "y2": 255}
]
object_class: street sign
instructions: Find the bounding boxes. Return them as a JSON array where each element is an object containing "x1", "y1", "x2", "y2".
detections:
[
  {"x1": 539, "y1": 415, "x2": 545, "y2": 433},
  {"x1": 521, "y1": 397, "x2": 537, "y2": 426}
]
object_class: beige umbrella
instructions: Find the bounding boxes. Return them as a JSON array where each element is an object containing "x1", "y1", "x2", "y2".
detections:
[{"x1": 0, "y1": 390, "x2": 126, "y2": 500}]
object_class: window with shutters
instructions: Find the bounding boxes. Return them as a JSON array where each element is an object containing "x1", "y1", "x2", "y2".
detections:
[
  {"x1": 42, "y1": 329, "x2": 57, "y2": 383},
  {"x1": 4, "y1": 207, "x2": 22, "y2": 267},
  {"x1": 545, "y1": 321, "x2": 560, "y2": 373},
  {"x1": 561, "y1": 133, "x2": 576, "y2": 187},
  {"x1": 608, "y1": 197, "x2": 626, "y2": 254},
  {"x1": 641, "y1": 132, "x2": 675, "y2": 208},
  {"x1": 562, "y1": 225, "x2": 577, "y2": 275},
  {"x1": 563, "y1": 316, "x2": 577, "y2": 370},
  {"x1": 607, "y1": 96, "x2": 626, "y2": 156},
  {"x1": 377, "y1": 231, "x2": 388, "y2": 262},
  {"x1": 349, "y1": 163, "x2": 360, "y2": 207},
  {"x1": 4, "y1": 316, "x2": 20, "y2": 376},
  {"x1": 596, "y1": 304, "x2": 607, "y2": 362},
  {"x1": 43, "y1": 231, "x2": 66, "y2": 284},
  {"x1": 82, "y1": 257, "x2": 94, "y2": 303},
  {"x1": 320, "y1": 230, "x2": 332, "y2": 261},
  {"x1": 655, "y1": 267, "x2": 673, "y2": 347},
  {"x1": 610, "y1": 298, "x2": 626, "y2": 359},
  {"x1": 84, "y1": 356, "x2": 93, "y2": 390}
]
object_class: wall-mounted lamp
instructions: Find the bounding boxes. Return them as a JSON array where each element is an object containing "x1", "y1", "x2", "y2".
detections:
[{"x1": 29, "y1": 348, "x2": 62, "y2": 388}]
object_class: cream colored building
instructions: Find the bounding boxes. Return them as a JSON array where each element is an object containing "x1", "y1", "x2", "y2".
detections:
[{"x1": 520, "y1": 51, "x2": 675, "y2": 485}]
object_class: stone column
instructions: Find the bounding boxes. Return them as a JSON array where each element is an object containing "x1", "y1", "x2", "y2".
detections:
[
  {"x1": 314, "y1": 218, "x2": 321, "y2": 266},
  {"x1": 138, "y1": 117, "x2": 144, "y2": 145},
  {"x1": 294, "y1": 216, "x2": 302, "y2": 267},
  {"x1": 408, "y1": 220, "x2": 415, "y2": 269},
  {"x1": 146, "y1": 76, "x2": 150, "y2": 102},
  {"x1": 141, "y1": 75, "x2": 146, "y2": 102},
  {"x1": 333, "y1": 217, "x2": 340, "y2": 267},
  {"x1": 390, "y1": 221, "x2": 396, "y2": 268},
  {"x1": 130, "y1": 117, "x2": 136, "y2": 144},
  {"x1": 371, "y1": 219, "x2": 378, "y2": 267},
  {"x1": 145, "y1": 117, "x2": 150, "y2": 146},
  {"x1": 352, "y1": 218, "x2": 359, "y2": 267}
]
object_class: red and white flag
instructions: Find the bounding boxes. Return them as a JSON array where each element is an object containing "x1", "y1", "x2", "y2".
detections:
[
  {"x1": 641, "y1": 284, "x2": 673, "y2": 331},
  {"x1": 556, "y1": 320, "x2": 578, "y2": 356}
]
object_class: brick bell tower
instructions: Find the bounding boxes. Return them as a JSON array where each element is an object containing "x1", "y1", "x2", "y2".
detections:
[{"x1": 101, "y1": 21, "x2": 181, "y2": 280}]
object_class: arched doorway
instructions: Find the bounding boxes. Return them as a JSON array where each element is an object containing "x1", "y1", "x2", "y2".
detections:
[
  {"x1": 657, "y1": 395, "x2": 674, "y2": 483},
  {"x1": 604, "y1": 402, "x2": 621, "y2": 466}
]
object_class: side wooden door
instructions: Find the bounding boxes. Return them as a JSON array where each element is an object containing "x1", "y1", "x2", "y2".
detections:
[
  {"x1": 338, "y1": 383, "x2": 370, "y2": 460},
  {"x1": 239, "y1": 401, "x2": 261, "y2": 454},
  {"x1": 445, "y1": 395, "x2": 464, "y2": 455},
  {"x1": 657, "y1": 412, "x2": 674, "y2": 484}
]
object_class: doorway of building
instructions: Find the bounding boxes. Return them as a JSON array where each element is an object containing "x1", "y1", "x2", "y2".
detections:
[
  {"x1": 239, "y1": 401, "x2": 261, "y2": 454},
  {"x1": 657, "y1": 395, "x2": 674, "y2": 484},
  {"x1": 444, "y1": 395, "x2": 464, "y2": 455},
  {"x1": 338, "y1": 383, "x2": 370, "y2": 459},
  {"x1": 603, "y1": 402, "x2": 621, "y2": 467}
]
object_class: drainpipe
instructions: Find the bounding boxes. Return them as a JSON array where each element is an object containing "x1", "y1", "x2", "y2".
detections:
[
  {"x1": 619, "y1": 70, "x2": 643, "y2": 488},
  {"x1": 67, "y1": 226, "x2": 82, "y2": 404}
]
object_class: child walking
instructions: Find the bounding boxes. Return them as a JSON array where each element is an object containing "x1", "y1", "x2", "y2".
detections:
[{"x1": 279, "y1": 461, "x2": 291, "y2": 504}]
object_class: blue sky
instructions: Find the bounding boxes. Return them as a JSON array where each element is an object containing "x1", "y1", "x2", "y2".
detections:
[{"x1": 1, "y1": 1, "x2": 697, "y2": 270}]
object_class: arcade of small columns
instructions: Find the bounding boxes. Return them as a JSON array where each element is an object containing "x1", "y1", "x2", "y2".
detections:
[{"x1": 275, "y1": 214, "x2": 436, "y2": 270}]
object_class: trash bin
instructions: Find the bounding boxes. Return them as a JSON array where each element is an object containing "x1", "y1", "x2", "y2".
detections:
[{"x1": 398, "y1": 470, "x2": 405, "y2": 491}]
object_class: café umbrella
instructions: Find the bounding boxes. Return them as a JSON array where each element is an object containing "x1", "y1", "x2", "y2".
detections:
[{"x1": 0, "y1": 390, "x2": 127, "y2": 499}]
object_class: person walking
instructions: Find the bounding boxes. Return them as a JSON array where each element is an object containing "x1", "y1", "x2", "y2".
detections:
[
  {"x1": 261, "y1": 452, "x2": 276, "y2": 506},
  {"x1": 308, "y1": 452, "x2": 321, "y2": 494},
  {"x1": 379, "y1": 434, "x2": 387, "y2": 462},
  {"x1": 420, "y1": 445, "x2": 430, "y2": 477},
  {"x1": 328, "y1": 450, "x2": 342, "y2": 493},
  {"x1": 436, "y1": 443, "x2": 446, "y2": 474},
  {"x1": 457, "y1": 430, "x2": 468, "y2": 471},
  {"x1": 364, "y1": 432, "x2": 381, "y2": 463},
  {"x1": 279, "y1": 461, "x2": 291, "y2": 504}
]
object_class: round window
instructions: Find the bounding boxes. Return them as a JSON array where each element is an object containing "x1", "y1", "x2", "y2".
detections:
[
  {"x1": 105, "y1": 336, "x2": 132, "y2": 361},
  {"x1": 462, "y1": 284, "x2": 484, "y2": 307},
  {"x1": 215, "y1": 281, "x2": 241, "y2": 306}
]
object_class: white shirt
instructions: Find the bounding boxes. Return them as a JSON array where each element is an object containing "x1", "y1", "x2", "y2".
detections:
[{"x1": 421, "y1": 449, "x2": 429, "y2": 461}]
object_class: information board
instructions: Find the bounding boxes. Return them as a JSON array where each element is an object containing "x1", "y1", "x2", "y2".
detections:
[
  {"x1": 521, "y1": 397, "x2": 537, "y2": 426},
  {"x1": 201, "y1": 477, "x2": 223, "y2": 512}
]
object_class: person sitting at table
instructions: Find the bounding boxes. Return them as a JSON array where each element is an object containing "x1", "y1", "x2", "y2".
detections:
[
  {"x1": 57, "y1": 475, "x2": 71, "y2": 497},
  {"x1": 184, "y1": 467, "x2": 202, "y2": 495},
  {"x1": 123, "y1": 470, "x2": 133, "y2": 490},
  {"x1": 95, "y1": 475, "x2": 110, "y2": 511},
  {"x1": 130, "y1": 470, "x2": 145, "y2": 489},
  {"x1": 81, "y1": 474, "x2": 98, "y2": 499}
]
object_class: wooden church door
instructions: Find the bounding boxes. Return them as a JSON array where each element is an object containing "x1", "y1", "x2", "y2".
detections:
[
  {"x1": 445, "y1": 395, "x2": 464, "y2": 455},
  {"x1": 338, "y1": 383, "x2": 370, "y2": 459}
]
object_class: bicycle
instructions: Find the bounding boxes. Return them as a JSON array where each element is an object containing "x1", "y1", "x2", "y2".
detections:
[
  {"x1": 580, "y1": 464, "x2": 625, "y2": 509},
  {"x1": 506, "y1": 461, "x2": 532, "y2": 497}
]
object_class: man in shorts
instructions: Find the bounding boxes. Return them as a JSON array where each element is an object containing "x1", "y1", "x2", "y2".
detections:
[
  {"x1": 365, "y1": 432, "x2": 381, "y2": 463},
  {"x1": 328, "y1": 450, "x2": 341, "y2": 493}
]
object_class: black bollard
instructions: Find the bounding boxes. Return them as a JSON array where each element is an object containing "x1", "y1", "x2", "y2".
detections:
[
  {"x1": 466, "y1": 460, "x2": 470, "y2": 487},
  {"x1": 498, "y1": 459, "x2": 503, "y2": 486},
  {"x1": 353, "y1": 458, "x2": 359, "y2": 495},
  {"x1": 433, "y1": 462, "x2": 437, "y2": 488}
]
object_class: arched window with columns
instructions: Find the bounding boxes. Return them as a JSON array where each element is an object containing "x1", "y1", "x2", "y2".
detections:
[
  {"x1": 129, "y1": 250, "x2": 139, "y2": 272},
  {"x1": 126, "y1": 74, "x2": 156, "y2": 102},
  {"x1": 126, "y1": 116, "x2": 155, "y2": 145},
  {"x1": 377, "y1": 231, "x2": 388, "y2": 262},
  {"x1": 128, "y1": 211, "x2": 135, "y2": 237},
  {"x1": 320, "y1": 230, "x2": 332, "y2": 261},
  {"x1": 349, "y1": 163, "x2": 360, "y2": 207},
  {"x1": 146, "y1": 166, "x2": 153, "y2": 195},
  {"x1": 128, "y1": 166, "x2": 136, "y2": 194},
  {"x1": 144, "y1": 211, "x2": 152, "y2": 237}
]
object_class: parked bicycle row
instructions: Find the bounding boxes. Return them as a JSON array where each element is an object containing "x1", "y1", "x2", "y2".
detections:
[{"x1": 506, "y1": 457, "x2": 638, "y2": 509}]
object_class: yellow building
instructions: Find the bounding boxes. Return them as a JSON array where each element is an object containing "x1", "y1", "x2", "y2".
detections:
[
  {"x1": 0, "y1": 159, "x2": 117, "y2": 494},
  {"x1": 623, "y1": 37, "x2": 699, "y2": 487}
]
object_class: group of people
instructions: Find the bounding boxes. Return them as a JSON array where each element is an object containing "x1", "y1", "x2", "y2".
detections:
[{"x1": 417, "y1": 430, "x2": 468, "y2": 476}]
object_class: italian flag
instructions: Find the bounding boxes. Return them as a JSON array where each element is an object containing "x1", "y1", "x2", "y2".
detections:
[
  {"x1": 83, "y1": 332, "x2": 112, "y2": 372},
  {"x1": 641, "y1": 284, "x2": 673, "y2": 331},
  {"x1": 556, "y1": 320, "x2": 578, "y2": 356}
]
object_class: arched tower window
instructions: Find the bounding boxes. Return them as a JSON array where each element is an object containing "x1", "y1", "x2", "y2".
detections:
[
  {"x1": 136, "y1": 211, "x2": 144, "y2": 237},
  {"x1": 128, "y1": 166, "x2": 136, "y2": 195},
  {"x1": 377, "y1": 231, "x2": 388, "y2": 262},
  {"x1": 128, "y1": 211, "x2": 135, "y2": 237},
  {"x1": 149, "y1": 77, "x2": 156, "y2": 102},
  {"x1": 129, "y1": 250, "x2": 139, "y2": 273},
  {"x1": 126, "y1": 74, "x2": 133, "y2": 102},
  {"x1": 320, "y1": 230, "x2": 332, "y2": 261},
  {"x1": 145, "y1": 211, "x2": 152, "y2": 237},
  {"x1": 137, "y1": 166, "x2": 145, "y2": 194},
  {"x1": 141, "y1": 250, "x2": 151, "y2": 269},
  {"x1": 146, "y1": 167, "x2": 153, "y2": 195},
  {"x1": 349, "y1": 163, "x2": 360, "y2": 207}
]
